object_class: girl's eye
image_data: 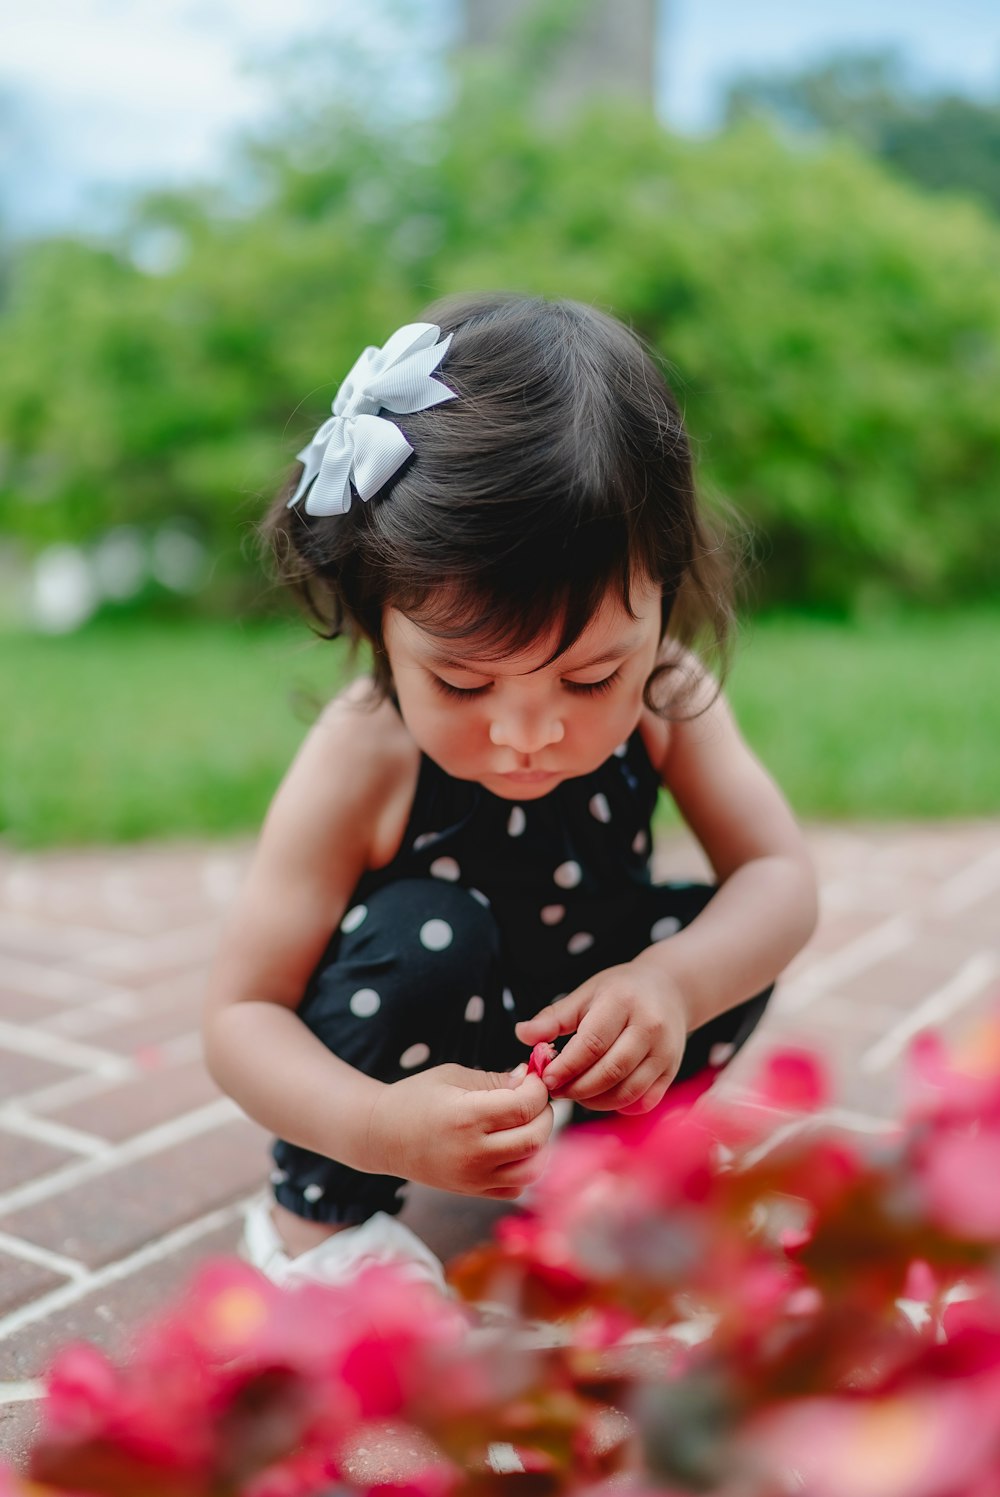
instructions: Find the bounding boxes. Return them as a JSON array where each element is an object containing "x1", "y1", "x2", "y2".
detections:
[
  {"x1": 563, "y1": 669, "x2": 621, "y2": 697},
  {"x1": 431, "y1": 676, "x2": 491, "y2": 700}
]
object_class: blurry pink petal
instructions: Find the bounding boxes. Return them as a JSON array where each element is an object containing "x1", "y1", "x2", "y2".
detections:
[
  {"x1": 748, "y1": 1384, "x2": 1000, "y2": 1497},
  {"x1": 902, "y1": 1260, "x2": 937, "y2": 1305},
  {"x1": 918, "y1": 1126, "x2": 1000, "y2": 1237},
  {"x1": 572, "y1": 1305, "x2": 643, "y2": 1348},
  {"x1": 41, "y1": 1342, "x2": 119, "y2": 1443},
  {"x1": 905, "y1": 1015, "x2": 1000, "y2": 1127},
  {"x1": 757, "y1": 1047, "x2": 829, "y2": 1111}
]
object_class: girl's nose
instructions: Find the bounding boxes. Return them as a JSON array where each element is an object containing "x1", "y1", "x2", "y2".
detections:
[{"x1": 489, "y1": 710, "x2": 565, "y2": 754}]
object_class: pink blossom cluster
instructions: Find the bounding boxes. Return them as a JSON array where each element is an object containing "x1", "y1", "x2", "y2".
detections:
[{"x1": 6, "y1": 1013, "x2": 1000, "y2": 1496}]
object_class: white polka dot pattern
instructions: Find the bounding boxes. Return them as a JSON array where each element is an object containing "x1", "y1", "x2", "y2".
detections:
[
  {"x1": 553, "y1": 860, "x2": 582, "y2": 889},
  {"x1": 413, "y1": 831, "x2": 440, "y2": 851},
  {"x1": 341, "y1": 904, "x2": 367, "y2": 933},
  {"x1": 465, "y1": 995, "x2": 485, "y2": 1022},
  {"x1": 567, "y1": 931, "x2": 595, "y2": 955},
  {"x1": 507, "y1": 806, "x2": 526, "y2": 837},
  {"x1": 400, "y1": 1042, "x2": 431, "y2": 1069},
  {"x1": 632, "y1": 830, "x2": 648, "y2": 855},
  {"x1": 303, "y1": 1183, "x2": 324, "y2": 1202},
  {"x1": 502, "y1": 988, "x2": 515, "y2": 1011},
  {"x1": 651, "y1": 916, "x2": 681, "y2": 942},
  {"x1": 589, "y1": 793, "x2": 611, "y2": 823},
  {"x1": 540, "y1": 904, "x2": 565, "y2": 925},
  {"x1": 709, "y1": 1042, "x2": 735, "y2": 1067},
  {"x1": 419, "y1": 918, "x2": 454, "y2": 951},
  {"x1": 468, "y1": 888, "x2": 490, "y2": 907},
  {"x1": 614, "y1": 742, "x2": 628, "y2": 757},
  {"x1": 270, "y1": 1168, "x2": 288, "y2": 1185},
  {"x1": 349, "y1": 987, "x2": 381, "y2": 1017},
  {"x1": 430, "y1": 856, "x2": 461, "y2": 881}
]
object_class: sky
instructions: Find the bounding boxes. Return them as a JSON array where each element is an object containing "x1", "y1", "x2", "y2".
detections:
[{"x1": 1, "y1": 0, "x2": 999, "y2": 236}]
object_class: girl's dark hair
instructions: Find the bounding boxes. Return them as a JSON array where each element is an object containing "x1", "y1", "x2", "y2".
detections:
[{"x1": 261, "y1": 292, "x2": 737, "y2": 711}]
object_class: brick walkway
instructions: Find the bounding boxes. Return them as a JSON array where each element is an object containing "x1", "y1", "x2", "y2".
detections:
[{"x1": 1, "y1": 822, "x2": 998, "y2": 1466}]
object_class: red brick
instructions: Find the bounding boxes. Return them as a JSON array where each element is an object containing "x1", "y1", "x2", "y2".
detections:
[
  {"x1": 0, "y1": 916, "x2": 109, "y2": 964},
  {"x1": 2, "y1": 1118, "x2": 268, "y2": 1269},
  {"x1": 840, "y1": 938, "x2": 994, "y2": 1011},
  {"x1": 0, "y1": 1219, "x2": 243, "y2": 1383},
  {"x1": 0, "y1": 1252, "x2": 69, "y2": 1317},
  {"x1": 0, "y1": 1134, "x2": 79, "y2": 1194},
  {"x1": 79, "y1": 997, "x2": 204, "y2": 1058},
  {"x1": 77, "y1": 933, "x2": 218, "y2": 989},
  {"x1": 0, "y1": 1052, "x2": 91, "y2": 1103},
  {"x1": 0, "y1": 989, "x2": 77, "y2": 1025},
  {"x1": 44, "y1": 1059, "x2": 222, "y2": 1143},
  {"x1": 0, "y1": 1398, "x2": 41, "y2": 1473}
]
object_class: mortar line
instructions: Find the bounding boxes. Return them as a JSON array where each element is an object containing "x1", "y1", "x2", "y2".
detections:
[
  {"x1": 0, "y1": 956, "x2": 129, "y2": 1005},
  {"x1": 0, "y1": 1019, "x2": 130, "y2": 1076},
  {"x1": 0, "y1": 1231, "x2": 88, "y2": 1282},
  {"x1": 0, "y1": 1380, "x2": 43, "y2": 1405},
  {"x1": 936, "y1": 846, "x2": 1000, "y2": 916},
  {"x1": 0, "y1": 1097, "x2": 240, "y2": 1217},
  {"x1": 862, "y1": 952, "x2": 999, "y2": 1073},
  {"x1": 0, "y1": 1199, "x2": 249, "y2": 1345},
  {"x1": 0, "y1": 1110, "x2": 111, "y2": 1158},
  {"x1": 776, "y1": 914, "x2": 915, "y2": 1012}
]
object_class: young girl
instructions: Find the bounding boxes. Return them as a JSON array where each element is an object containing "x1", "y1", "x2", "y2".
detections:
[{"x1": 203, "y1": 293, "x2": 818, "y2": 1287}]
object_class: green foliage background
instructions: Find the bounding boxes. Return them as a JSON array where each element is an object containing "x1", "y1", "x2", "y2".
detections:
[{"x1": 1, "y1": 15, "x2": 998, "y2": 617}]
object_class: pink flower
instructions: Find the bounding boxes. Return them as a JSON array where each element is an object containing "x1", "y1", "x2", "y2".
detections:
[
  {"x1": 905, "y1": 1015, "x2": 1000, "y2": 1129},
  {"x1": 745, "y1": 1377, "x2": 1000, "y2": 1497},
  {"x1": 914, "y1": 1122, "x2": 1000, "y2": 1238},
  {"x1": 41, "y1": 1342, "x2": 120, "y2": 1446},
  {"x1": 528, "y1": 1041, "x2": 558, "y2": 1081},
  {"x1": 756, "y1": 1047, "x2": 830, "y2": 1112}
]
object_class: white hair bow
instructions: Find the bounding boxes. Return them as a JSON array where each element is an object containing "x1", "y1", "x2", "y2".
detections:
[{"x1": 288, "y1": 322, "x2": 457, "y2": 518}]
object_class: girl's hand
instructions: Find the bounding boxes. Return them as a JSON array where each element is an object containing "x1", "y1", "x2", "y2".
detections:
[
  {"x1": 515, "y1": 963, "x2": 688, "y2": 1114},
  {"x1": 369, "y1": 1063, "x2": 554, "y2": 1200}
]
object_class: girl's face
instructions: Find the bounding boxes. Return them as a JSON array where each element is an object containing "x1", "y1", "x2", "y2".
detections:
[{"x1": 382, "y1": 579, "x2": 663, "y2": 799}]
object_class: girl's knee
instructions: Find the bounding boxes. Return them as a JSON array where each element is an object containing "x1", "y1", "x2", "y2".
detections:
[{"x1": 301, "y1": 878, "x2": 501, "y2": 1034}]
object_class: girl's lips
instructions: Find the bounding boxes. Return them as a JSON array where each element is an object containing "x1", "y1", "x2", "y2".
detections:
[{"x1": 500, "y1": 770, "x2": 558, "y2": 784}]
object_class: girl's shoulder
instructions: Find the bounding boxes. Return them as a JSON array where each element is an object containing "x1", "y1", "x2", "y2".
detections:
[{"x1": 273, "y1": 678, "x2": 421, "y2": 871}]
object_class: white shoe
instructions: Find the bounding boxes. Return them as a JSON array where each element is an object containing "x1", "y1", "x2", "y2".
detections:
[{"x1": 241, "y1": 1196, "x2": 449, "y2": 1295}]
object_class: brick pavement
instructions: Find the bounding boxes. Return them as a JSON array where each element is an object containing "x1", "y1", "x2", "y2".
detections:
[{"x1": 1, "y1": 822, "x2": 999, "y2": 1466}]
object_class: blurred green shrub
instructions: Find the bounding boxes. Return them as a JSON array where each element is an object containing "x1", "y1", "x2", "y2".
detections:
[{"x1": 1, "y1": 38, "x2": 998, "y2": 615}]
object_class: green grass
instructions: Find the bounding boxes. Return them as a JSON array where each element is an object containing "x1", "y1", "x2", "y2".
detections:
[
  {"x1": 3, "y1": 611, "x2": 998, "y2": 847},
  {"x1": 726, "y1": 610, "x2": 1000, "y2": 820}
]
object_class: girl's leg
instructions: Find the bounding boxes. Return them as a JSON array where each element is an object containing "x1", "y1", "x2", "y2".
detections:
[{"x1": 271, "y1": 878, "x2": 520, "y2": 1227}]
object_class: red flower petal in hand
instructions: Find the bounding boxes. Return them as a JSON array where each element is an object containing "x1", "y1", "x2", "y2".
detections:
[{"x1": 528, "y1": 1042, "x2": 558, "y2": 1083}]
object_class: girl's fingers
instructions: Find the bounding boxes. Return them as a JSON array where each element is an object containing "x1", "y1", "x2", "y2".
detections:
[
  {"x1": 488, "y1": 1152, "x2": 550, "y2": 1192},
  {"x1": 514, "y1": 987, "x2": 590, "y2": 1045},
  {"x1": 587, "y1": 1058, "x2": 664, "y2": 1112},
  {"x1": 616, "y1": 1077, "x2": 672, "y2": 1115},
  {"x1": 547, "y1": 1020, "x2": 633, "y2": 1099},
  {"x1": 465, "y1": 1071, "x2": 548, "y2": 1119},
  {"x1": 482, "y1": 1110, "x2": 555, "y2": 1164}
]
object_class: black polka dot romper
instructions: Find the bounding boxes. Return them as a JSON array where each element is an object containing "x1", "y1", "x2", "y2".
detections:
[{"x1": 271, "y1": 727, "x2": 773, "y2": 1224}]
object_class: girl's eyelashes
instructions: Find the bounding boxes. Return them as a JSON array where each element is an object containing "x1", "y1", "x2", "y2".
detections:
[
  {"x1": 430, "y1": 668, "x2": 622, "y2": 700},
  {"x1": 563, "y1": 669, "x2": 622, "y2": 697},
  {"x1": 431, "y1": 676, "x2": 491, "y2": 700}
]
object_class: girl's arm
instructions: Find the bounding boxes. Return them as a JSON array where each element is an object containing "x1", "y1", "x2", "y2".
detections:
[
  {"x1": 202, "y1": 689, "x2": 418, "y2": 1174},
  {"x1": 518, "y1": 660, "x2": 818, "y2": 1111},
  {"x1": 631, "y1": 672, "x2": 819, "y2": 1030}
]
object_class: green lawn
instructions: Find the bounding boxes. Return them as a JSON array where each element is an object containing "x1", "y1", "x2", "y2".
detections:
[{"x1": 3, "y1": 611, "x2": 998, "y2": 847}]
